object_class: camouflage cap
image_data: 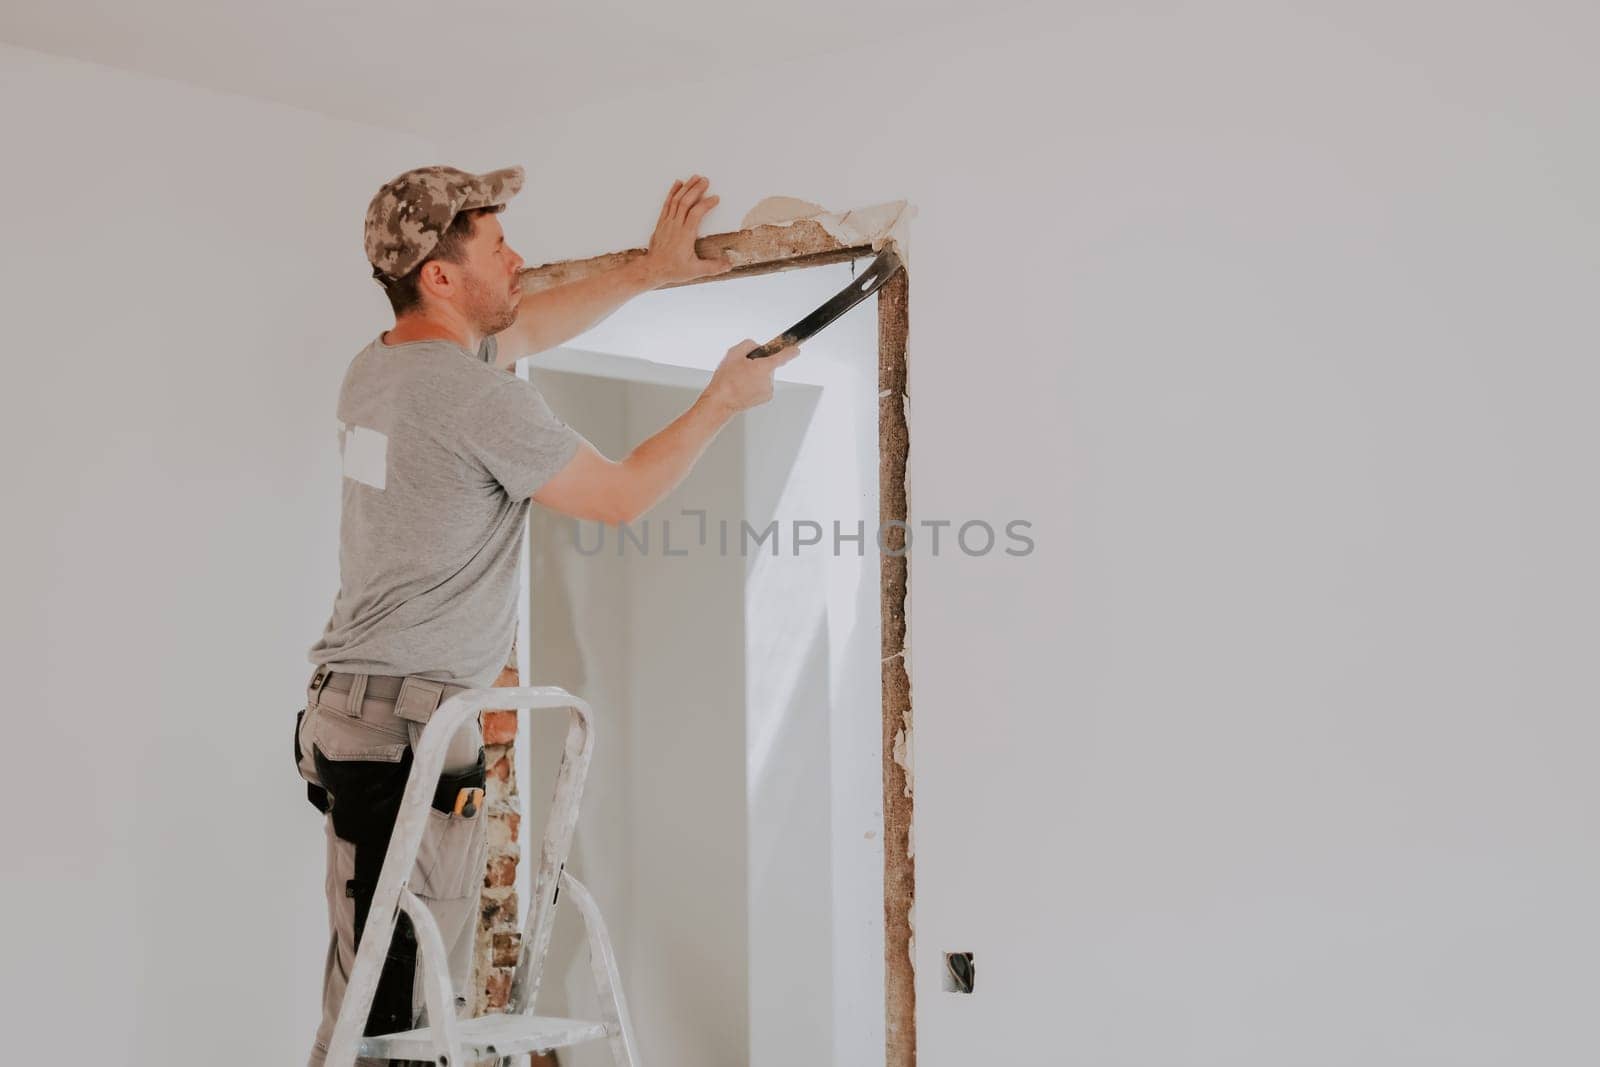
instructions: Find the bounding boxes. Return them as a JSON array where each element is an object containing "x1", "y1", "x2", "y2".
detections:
[{"x1": 363, "y1": 164, "x2": 525, "y2": 280}]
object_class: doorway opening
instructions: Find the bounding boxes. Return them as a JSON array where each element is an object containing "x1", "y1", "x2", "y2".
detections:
[{"x1": 515, "y1": 221, "x2": 912, "y2": 1067}]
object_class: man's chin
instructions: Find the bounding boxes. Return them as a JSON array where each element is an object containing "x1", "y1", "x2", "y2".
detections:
[{"x1": 476, "y1": 311, "x2": 518, "y2": 337}]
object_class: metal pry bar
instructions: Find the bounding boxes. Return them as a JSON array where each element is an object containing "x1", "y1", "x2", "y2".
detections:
[{"x1": 745, "y1": 246, "x2": 904, "y2": 359}]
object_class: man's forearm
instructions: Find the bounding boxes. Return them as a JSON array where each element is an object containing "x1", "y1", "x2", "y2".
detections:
[
  {"x1": 508, "y1": 257, "x2": 663, "y2": 359},
  {"x1": 615, "y1": 389, "x2": 738, "y2": 522}
]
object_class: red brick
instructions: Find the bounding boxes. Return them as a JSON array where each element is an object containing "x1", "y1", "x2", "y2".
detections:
[
  {"x1": 485, "y1": 855, "x2": 517, "y2": 888},
  {"x1": 488, "y1": 754, "x2": 511, "y2": 781},
  {"x1": 482, "y1": 710, "x2": 518, "y2": 745},
  {"x1": 480, "y1": 892, "x2": 511, "y2": 927},
  {"x1": 493, "y1": 931, "x2": 521, "y2": 968},
  {"x1": 484, "y1": 969, "x2": 512, "y2": 1009}
]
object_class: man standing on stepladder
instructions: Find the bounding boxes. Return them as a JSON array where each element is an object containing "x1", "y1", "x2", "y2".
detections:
[{"x1": 294, "y1": 164, "x2": 798, "y2": 1066}]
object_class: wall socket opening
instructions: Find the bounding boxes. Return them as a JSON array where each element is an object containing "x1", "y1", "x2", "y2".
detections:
[{"x1": 942, "y1": 951, "x2": 975, "y2": 994}]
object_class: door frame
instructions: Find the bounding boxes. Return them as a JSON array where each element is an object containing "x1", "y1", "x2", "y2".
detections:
[{"x1": 516, "y1": 208, "x2": 916, "y2": 1067}]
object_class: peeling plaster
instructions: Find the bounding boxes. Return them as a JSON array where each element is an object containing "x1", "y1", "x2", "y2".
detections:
[
  {"x1": 740, "y1": 197, "x2": 917, "y2": 269},
  {"x1": 739, "y1": 196, "x2": 827, "y2": 228},
  {"x1": 892, "y1": 717, "x2": 914, "y2": 803},
  {"x1": 899, "y1": 417, "x2": 913, "y2": 803}
]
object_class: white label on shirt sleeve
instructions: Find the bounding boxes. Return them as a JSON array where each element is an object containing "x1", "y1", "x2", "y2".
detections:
[{"x1": 342, "y1": 424, "x2": 388, "y2": 490}]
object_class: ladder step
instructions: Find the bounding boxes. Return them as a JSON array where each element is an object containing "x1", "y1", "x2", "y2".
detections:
[{"x1": 358, "y1": 1012, "x2": 610, "y2": 1060}]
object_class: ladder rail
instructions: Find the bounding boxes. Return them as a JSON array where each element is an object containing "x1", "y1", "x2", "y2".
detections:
[
  {"x1": 395, "y1": 887, "x2": 462, "y2": 1064},
  {"x1": 509, "y1": 702, "x2": 594, "y2": 1016},
  {"x1": 561, "y1": 870, "x2": 641, "y2": 1066},
  {"x1": 324, "y1": 686, "x2": 595, "y2": 1067}
]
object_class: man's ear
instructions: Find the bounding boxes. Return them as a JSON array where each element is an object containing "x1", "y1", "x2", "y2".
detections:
[{"x1": 417, "y1": 259, "x2": 453, "y2": 301}]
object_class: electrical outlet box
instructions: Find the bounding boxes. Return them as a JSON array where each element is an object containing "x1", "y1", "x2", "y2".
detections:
[{"x1": 942, "y1": 951, "x2": 975, "y2": 994}]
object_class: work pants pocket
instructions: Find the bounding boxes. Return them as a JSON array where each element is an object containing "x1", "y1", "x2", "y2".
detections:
[
  {"x1": 293, "y1": 707, "x2": 330, "y2": 814},
  {"x1": 414, "y1": 753, "x2": 490, "y2": 901},
  {"x1": 310, "y1": 743, "x2": 419, "y2": 1038}
]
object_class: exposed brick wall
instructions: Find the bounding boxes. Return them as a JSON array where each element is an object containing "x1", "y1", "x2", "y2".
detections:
[
  {"x1": 475, "y1": 664, "x2": 522, "y2": 1017},
  {"x1": 476, "y1": 658, "x2": 560, "y2": 1066}
]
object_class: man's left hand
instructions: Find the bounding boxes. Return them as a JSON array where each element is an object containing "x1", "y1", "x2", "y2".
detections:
[{"x1": 643, "y1": 175, "x2": 733, "y2": 285}]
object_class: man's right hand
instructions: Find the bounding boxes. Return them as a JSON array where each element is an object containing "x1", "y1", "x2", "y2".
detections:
[
  {"x1": 532, "y1": 339, "x2": 803, "y2": 526},
  {"x1": 706, "y1": 339, "x2": 802, "y2": 414}
]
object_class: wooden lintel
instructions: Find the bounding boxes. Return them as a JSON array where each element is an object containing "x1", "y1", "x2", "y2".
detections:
[{"x1": 516, "y1": 218, "x2": 875, "y2": 294}]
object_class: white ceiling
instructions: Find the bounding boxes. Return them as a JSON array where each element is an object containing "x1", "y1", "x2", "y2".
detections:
[{"x1": 0, "y1": 0, "x2": 977, "y2": 138}]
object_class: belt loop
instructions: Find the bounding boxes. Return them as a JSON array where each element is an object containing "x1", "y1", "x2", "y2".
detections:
[
  {"x1": 346, "y1": 673, "x2": 370, "y2": 720},
  {"x1": 395, "y1": 675, "x2": 447, "y2": 725}
]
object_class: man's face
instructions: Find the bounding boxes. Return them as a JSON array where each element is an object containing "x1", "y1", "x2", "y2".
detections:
[{"x1": 440, "y1": 212, "x2": 525, "y2": 335}]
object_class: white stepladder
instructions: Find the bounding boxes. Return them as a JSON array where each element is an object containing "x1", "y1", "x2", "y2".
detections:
[{"x1": 324, "y1": 686, "x2": 640, "y2": 1067}]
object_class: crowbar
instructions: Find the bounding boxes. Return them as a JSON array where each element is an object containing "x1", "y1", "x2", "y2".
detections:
[{"x1": 745, "y1": 247, "x2": 904, "y2": 359}]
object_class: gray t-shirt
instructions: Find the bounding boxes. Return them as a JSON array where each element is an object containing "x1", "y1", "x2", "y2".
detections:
[{"x1": 309, "y1": 332, "x2": 582, "y2": 688}]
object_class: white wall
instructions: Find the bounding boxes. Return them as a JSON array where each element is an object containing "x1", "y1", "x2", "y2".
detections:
[
  {"x1": 528, "y1": 361, "x2": 753, "y2": 1066},
  {"x1": 445, "y1": 5, "x2": 1600, "y2": 1064},
  {"x1": 0, "y1": 43, "x2": 433, "y2": 1065}
]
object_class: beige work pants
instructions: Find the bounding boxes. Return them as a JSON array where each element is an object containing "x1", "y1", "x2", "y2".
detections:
[{"x1": 294, "y1": 669, "x2": 487, "y2": 1067}]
